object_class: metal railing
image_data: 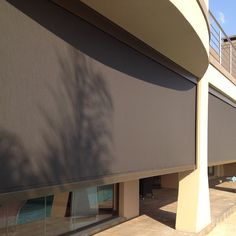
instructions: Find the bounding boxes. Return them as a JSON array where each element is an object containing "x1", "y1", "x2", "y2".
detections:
[{"x1": 209, "y1": 11, "x2": 236, "y2": 78}]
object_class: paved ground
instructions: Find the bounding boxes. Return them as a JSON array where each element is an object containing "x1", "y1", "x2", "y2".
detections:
[
  {"x1": 207, "y1": 212, "x2": 236, "y2": 236},
  {"x1": 95, "y1": 182, "x2": 236, "y2": 236}
]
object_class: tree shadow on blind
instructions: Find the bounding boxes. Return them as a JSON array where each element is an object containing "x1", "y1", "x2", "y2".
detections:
[
  {"x1": 37, "y1": 50, "x2": 114, "y2": 184},
  {"x1": 0, "y1": 50, "x2": 113, "y2": 195}
]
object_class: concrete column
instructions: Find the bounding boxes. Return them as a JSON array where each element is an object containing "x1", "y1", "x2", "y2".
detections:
[
  {"x1": 119, "y1": 180, "x2": 139, "y2": 219},
  {"x1": 176, "y1": 77, "x2": 211, "y2": 232},
  {"x1": 223, "y1": 163, "x2": 236, "y2": 176}
]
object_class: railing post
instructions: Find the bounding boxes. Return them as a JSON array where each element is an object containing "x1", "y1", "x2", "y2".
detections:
[
  {"x1": 210, "y1": 11, "x2": 236, "y2": 75},
  {"x1": 219, "y1": 30, "x2": 222, "y2": 65},
  {"x1": 229, "y1": 43, "x2": 232, "y2": 74}
]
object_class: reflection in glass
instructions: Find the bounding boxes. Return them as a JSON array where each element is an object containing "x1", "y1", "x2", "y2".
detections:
[
  {"x1": 98, "y1": 184, "x2": 114, "y2": 211},
  {"x1": 0, "y1": 203, "x2": 7, "y2": 236},
  {"x1": 0, "y1": 184, "x2": 117, "y2": 235}
]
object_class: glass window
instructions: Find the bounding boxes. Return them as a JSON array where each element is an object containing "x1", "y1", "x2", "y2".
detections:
[{"x1": 0, "y1": 184, "x2": 118, "y2": 235}]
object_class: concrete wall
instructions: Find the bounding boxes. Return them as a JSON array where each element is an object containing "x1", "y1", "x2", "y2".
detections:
[
  {"x1": 81, "y1": 0, "x2": 209, "y2": 77},
  {"x1": 161, "y1": 173, "x2": 178, "y2": 189},
  {"x1": 223, "y1": 163, "x2": 236, "y2": 176},
  {"x1": 207, "y1": 64, "x2": 236, "y2": 101},
  {"x1": 170, "y1": 0, "x2": 209, "y2": 55}
]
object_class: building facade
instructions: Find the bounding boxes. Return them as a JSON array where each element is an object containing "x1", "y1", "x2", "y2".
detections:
[{"x1": 0, "y1": 0, "x2": 235, "y2": 235}]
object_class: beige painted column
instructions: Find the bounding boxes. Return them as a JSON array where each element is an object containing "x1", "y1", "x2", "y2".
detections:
[
  {"x1": 119, "y1": 180, "x2": 139, "y2": 219},
  {"x1": 176, "y1": 77, "x2": 211, "y2": 232}
]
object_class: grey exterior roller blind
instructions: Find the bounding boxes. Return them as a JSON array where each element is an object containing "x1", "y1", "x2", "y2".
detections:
[
  {"x1": 208, "y1": 93, "x2": 236, "y2": 165},
  {"x1": 0, "y1": 1, "x2": 196, "y2": 194}
]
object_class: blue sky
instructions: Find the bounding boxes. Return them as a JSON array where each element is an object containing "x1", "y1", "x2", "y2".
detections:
[{"x1": 210, "y1": 0, "x2": 236, "y2": 36}]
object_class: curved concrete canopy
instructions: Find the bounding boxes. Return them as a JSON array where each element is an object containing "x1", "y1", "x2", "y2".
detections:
[{"x1": 81, "y1": 0, "x2": 209, "y2": 78}]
